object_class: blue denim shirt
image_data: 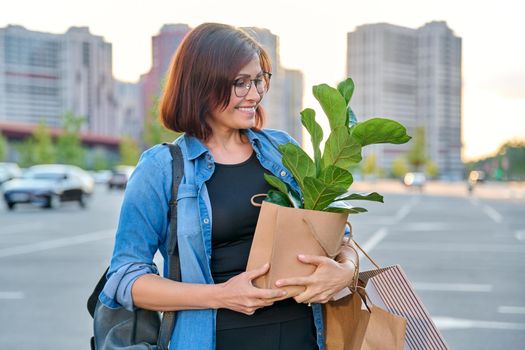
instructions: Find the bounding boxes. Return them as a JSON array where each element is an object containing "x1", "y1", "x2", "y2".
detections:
[{"x1": 100, "y1": 128, "x2": 326, "y2": 350}]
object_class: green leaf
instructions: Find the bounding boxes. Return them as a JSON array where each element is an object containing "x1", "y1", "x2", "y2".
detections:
[
  {"x1": 321, "y1": 126, "x2": 362, "y2": 170},
  {"x1": 300, "y1": 108, "x2": 323, "y2": 175},
  {"x1": 303, "y1": 177, "x2": 347, "y2": 211},
  {"x1": 265, "y1": 189, "x2": 292, "y2": 207},
  {"x1": 337, "y1": 78, "x2": 355, "y2": 105},
  {"x1": 312, "y1": 84, "x2": 347, "y2": 131},
  {"x1": 325, "y1": 201, "x2": 368, "y2": 214},
  {"x1": 279, "y1": 142, "x2": 316, "y2": 191},
  {"x1": 264, "y1": 174, "x2": 289, "y2": 194},
  {"x1": 351, "y1": 118, "x2": 411, "y2": 146},
  {"x1": 336, "y1": 192, "x2": 384, "y2": 203},
  {"x1": 318, "y1": 165, "x2": 353, "y2": 190}
]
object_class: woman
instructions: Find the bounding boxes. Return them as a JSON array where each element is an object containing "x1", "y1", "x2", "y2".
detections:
[{"x1": 100, "y1": 23, "x2": 358, "y2": 350}]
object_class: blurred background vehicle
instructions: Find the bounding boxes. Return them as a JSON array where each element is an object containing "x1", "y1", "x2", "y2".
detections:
[
  {"x1": 90, "y1": 170, "x2": 113, "y2": 184},
  {"x1": 403, "y1": 172, "x2": 426, "y2": 189},
  {"x1": 107, "y1": 165, "x2": 135, "y2": 190},
  {"x1": 2, "y1": 164, "x2": 94, "y2": 210},
  {"x1": 0, "y1": 162, "x2": 22, "y2": 185},
  {"x1": 468, "y1": 170, "x2": 486, "y2": 184}
]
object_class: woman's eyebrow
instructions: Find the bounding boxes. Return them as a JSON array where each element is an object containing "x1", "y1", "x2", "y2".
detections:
[{"x1": 235, "y1": 72, "x2": 264, "y2": 78}]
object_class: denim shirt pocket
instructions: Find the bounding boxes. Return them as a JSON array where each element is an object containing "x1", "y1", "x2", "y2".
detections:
[{"x1": 176, "y1": 184, "x2": 201, "y2": 237}]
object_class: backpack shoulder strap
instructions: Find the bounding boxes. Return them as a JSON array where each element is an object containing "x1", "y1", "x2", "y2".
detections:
[{"x1": 158, "y1": 142, "x2": 184, "y2": 349}]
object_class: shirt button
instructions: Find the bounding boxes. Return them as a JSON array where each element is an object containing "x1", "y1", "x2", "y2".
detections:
[
  {"x1": 280, "y1": 170, "x2": 287, "y2": 177},
  {"x1": 207, "y1": 164, "x2": 212, "y2": 169},
  {"x1": 203, "y1": 218, "x2": 209, "y2": 224}
]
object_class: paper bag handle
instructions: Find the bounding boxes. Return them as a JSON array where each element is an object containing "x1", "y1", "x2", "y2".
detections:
[
  {"x1": 352, "y1": 239, "x2": 381, "y2": 270},
  {"x1": 250, "y1": 194, "x2": 267, "y2": 207}
]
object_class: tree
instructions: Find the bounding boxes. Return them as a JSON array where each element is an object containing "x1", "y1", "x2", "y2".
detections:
[
  {"x1": 391, "y1": 157, "x2": 409, "y2": 178},
  {"x1": 0, "y1": 132, "x2": 7, "y2": 161},
  {"x1": 407, "y1": 126, "x2": 427, "y2": 171},
  {"x1": 361, "y1": 153, "x2": 377, "y2": 178},
  {"x1": 143, "y1": 96, "x2": 180, "y2": 147},
  {"x1": 92, "y1": 148, "x2": 110, "y2": 171},
  {"x1": 119, "y1": 136, "x2": 140, "y2": 166},
  {"x1": 56, "y1": 112, "x2": 85, "y2": 167},
  {"x1": 16, "y1": 139, "x2": 35, "y2": 168},
  {"x1": 32, "y1": 120, "x2": 56, "y2": 164},
  {"x1": 425, "y1": 160, "x2": 439, "y2": 178}
]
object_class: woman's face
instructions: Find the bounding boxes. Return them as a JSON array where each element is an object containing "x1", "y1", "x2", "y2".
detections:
[{"x1": 208, "y1": 57, "x2": 265, "y2": 133}]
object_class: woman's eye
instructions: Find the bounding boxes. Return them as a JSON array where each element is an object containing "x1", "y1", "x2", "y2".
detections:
[{"x1": 234, "y1": 79, "x2": 247, "y2": 87}]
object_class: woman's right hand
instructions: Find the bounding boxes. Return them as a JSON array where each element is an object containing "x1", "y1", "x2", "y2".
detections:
[{"x1": 216, "y1": 263, "x2": 287, "y2": 315}]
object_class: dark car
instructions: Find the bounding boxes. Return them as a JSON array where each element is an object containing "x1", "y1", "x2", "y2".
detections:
[
  {"x1": 108, "y1": 165, "x2": 135, "y2": 190},
  {"x1": 2, "y1": 164, "x2": 94, "y2": 210}
]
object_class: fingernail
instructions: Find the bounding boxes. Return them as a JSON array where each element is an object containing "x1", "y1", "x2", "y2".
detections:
[
  {"x1": 280, "y1": 291, "x2": 287, "y2": 296},
  {"x1": 275, "y1": 281, "x2": 282, "y2": 286},
  {"x1": 298, "y1": 254, "x2": 305, "y2": 259}
]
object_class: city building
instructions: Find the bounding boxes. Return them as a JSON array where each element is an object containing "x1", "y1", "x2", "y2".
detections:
[
  {"x1": 114, "y1": 80, "x2": 143, "y2": 141},
  {"x1": 347, "y1": 21, "x2": 462, "y2": 179},
  {"x1": 139, "y1": 24, "x2": 191, "y2": 122},
  {"x1": 0, "y1": 25, "x2": 117, "y2": 136}
]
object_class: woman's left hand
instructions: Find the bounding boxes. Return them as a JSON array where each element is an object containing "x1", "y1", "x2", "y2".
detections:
[{"x1": 274, "y1": 254, "x2": 355, "y2": 304}]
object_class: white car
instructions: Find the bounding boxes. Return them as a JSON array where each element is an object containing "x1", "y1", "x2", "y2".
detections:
[
  {"x1": 0, "y1": 162, "x2": 22, "y2": 184},
  {"x1": 2, "y1": 164, "x2": 94, "y2": 210},
  {"x1": 403, "y1": 172, "x2": 426, "y2": 188}
]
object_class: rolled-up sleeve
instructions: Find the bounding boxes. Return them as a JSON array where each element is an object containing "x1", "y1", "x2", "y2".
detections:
[{"x1": 99, "y1": 146, "x2": 172, "y2": 311}]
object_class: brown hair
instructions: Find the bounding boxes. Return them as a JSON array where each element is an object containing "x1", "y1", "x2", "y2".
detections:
[{"x1": 159, "y1": 23, "x2": 271, "y2": 140}]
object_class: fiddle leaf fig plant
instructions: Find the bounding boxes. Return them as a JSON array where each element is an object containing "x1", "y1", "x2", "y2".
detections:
[{"x1": 264, "y1": 77, "x2": 411, "y2": 215}]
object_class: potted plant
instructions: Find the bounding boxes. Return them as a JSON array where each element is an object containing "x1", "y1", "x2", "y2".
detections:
[{"x1": 246, "y1": 78, "x2": 411, "y2": 295}]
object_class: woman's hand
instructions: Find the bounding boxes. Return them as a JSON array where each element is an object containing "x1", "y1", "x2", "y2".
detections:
[
  {"x1": 274, "y1": 254, "x2": 356, "y2": 305},
  {"x1": 216, "y1": 263, "x2": 287, "y2": 315}
]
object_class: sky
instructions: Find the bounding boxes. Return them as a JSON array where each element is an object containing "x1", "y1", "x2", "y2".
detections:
[{"x1": 1, "y1": 0, "x2": 524, "y2": 161}]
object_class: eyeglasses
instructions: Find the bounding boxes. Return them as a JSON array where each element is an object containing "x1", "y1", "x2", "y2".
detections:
[{"x1": 232, "y1": 72, "x2": 272, "y2": 98}]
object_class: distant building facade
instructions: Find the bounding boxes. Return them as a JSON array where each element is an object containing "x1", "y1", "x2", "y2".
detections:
[
  {"x1": 347, "y1": 21, "x2": 462, "y2": 179},
  {"x1": 0, "y1": 25, "x2": 117, "y2": 136},
  {"x1": 114, "y1": 80, "x2": 142, "y2": 141},
  {"x1": 139, "y1": 24, "x2": 191, "y2": 122}
]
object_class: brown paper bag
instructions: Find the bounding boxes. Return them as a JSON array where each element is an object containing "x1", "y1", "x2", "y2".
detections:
[
  {"x1": 246, "y1": 201, "x2": 348, "y2": 296},
  {"x1": 359, "y1": 265, "x2": 449, "y2": 350},
  {"x1": 324, "y1": 290, "x2": 407, "y2": 350}
]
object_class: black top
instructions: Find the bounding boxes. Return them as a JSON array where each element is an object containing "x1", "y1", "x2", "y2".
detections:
[{"x1": 206, "y1": 151, "x2": 312, "y2": 330}]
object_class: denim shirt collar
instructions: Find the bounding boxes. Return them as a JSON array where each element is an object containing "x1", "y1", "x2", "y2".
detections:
[{"x1": 183, "y1": 129, "x2": 262, "y2": 161}]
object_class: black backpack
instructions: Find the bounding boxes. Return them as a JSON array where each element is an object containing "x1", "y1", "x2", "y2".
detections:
[{"x1": 87, "y1": 143, "x2": 184, "y2": 350}]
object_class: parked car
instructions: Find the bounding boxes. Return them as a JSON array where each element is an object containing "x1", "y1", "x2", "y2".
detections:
[
  {"x1": 108, "y1": 165, "x2": 135, "y2": 190},
  {"x1": 403, "y1": 172, "x2": 426, "y2": 188},
  {"x1": 2, "y1": 164, "x2": 94, "y2": 210},
  {"x1": 0, "y1": 162, "x2": 22, "y2": 184},
  {"x1": 90, "y1": 170, "x2": 113, "y2": 184}
]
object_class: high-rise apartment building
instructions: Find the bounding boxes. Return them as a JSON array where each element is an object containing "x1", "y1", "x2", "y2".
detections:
[
  {"x1": 0, "y1": 25, "x2": 116, "y2": 135},
  {"x1": 139, "y1": 24, "x2": 190, "y2": 121},
  {"x1": 347, "y1": 21, "x2": 462, "y2": 179}
]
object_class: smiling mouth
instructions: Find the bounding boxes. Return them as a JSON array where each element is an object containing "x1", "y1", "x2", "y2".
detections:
[{"x1": 236, "y1": 106, "x2": 256, "y2": 113}]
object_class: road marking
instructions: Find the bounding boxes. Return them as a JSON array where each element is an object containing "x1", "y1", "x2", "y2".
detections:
[
  {"x1": 412, "y1": 282, "x2": 493, "y2": 293},
  {"x1": 376, "y1": 242, "x2": 525, "y2": 253},
  {"x1": 515, "y1": 230, "x2": 525, "y2": 241},
  {"x1": 0, "y1": 291, "x2": 24, "y2": 299},
  {"x1": 0, "y1": 229, "x2": 114, "y2": 258},
  {"x1": 498, "y1": 306, "x2": 525, "y2": 315},
  {"x1": 394, "y1": 203, "x2": 412, "y2": 222},
  {"x1": 483, "y1": 205, "x2": 503, "y2": 223},
  {"x1": 433, "y1": 316, "x2": 525, "y2": 331},
  {"x1": 360, "y1": 228, "x2": 389, "y2": 257}
]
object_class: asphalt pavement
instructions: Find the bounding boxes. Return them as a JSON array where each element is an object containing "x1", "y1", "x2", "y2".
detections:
[{"x1": 0, "y1": 182, "x2": 524, "y2": 349}]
